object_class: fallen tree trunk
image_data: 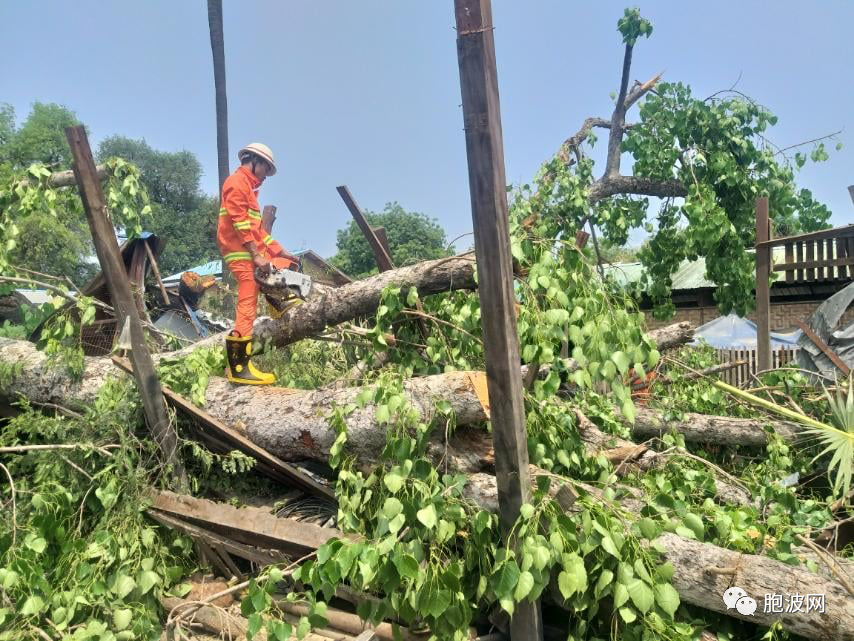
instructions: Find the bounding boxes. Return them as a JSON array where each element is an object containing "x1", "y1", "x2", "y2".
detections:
[
  {"x1": 658, "y1": 532, "x2": 854, "y2": 641},
  {"x1": 633, "y1": 407, "x2": 804, "y2": 447},
  {"x1": 253, "y1": 254, "x2": 477, "y2": 350}
]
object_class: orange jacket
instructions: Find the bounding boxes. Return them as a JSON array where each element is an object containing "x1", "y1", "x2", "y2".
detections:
[{"x1": 217, "y1": 166, "x2": 285, "y2": 264}]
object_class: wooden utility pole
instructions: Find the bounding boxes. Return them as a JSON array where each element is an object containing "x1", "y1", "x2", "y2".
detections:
[
  {"x1": 453, "y1": 2, "x2": 543, "y2": 639},
  {"x1": 755, "y1": 197, "x2": 771, "y2": 372},
  {"x1": 65, "y1": 126, "x2": 187, "y2": 488},
  {"x1": 207, "y1": 0, "x2": 230, "y2": 191}
]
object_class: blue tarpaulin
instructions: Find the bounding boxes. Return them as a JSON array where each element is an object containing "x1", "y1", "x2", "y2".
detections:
[{"x1": 691, "y1": 313, "x2": 802, "y2": 349}]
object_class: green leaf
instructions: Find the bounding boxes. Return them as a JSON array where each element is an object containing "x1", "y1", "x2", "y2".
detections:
[
  {"x1": 619, "y1": 606, "x2": 637, "y2": 623},
  {"x1": 394, "y1": 554, "x2": 420, "y2": 580},
  {"x1": 138, "y1": 570, "x2": 160, "y2": 594},
  {"x1": 25, "y1": 536, "x2": 47, "y2": 554},
  {"x1": 384, "y1": 472, "x2": 404, "y2": 493},
  {"x1": 113, "y1": 608, "x2": 133, "y2": 631},
  {"x1": 654, "y1": 583, "x2": 680, "y2": 617},
  {"x1": 382, "y1": 497, "x2": 403, "y2": 520},
  {"x1": 683, "y1": 513, "x2": 704, "y2": 540},
  {"x1": 594, "y1": 569, "x2": 614, "y2": 598},
  {"x1": 375, "y1": 404, "x2": 390, "y2": 424},
  {"x1": 113, "y1": 574, "x2": 136, "y2": 599},
  {"x1": 416, "y1": 504, "x2": 437, "y2": 529},
  {"x1": 247, "y1": 613, "x2": 262, "y2": 640},
  {"x1": 519, "y1": 503, "x2": 535, "y2": 519},
  {"x1": 638, "y1": 518, "x2": 660, "y2": 540},
  {"x1": 557, "y1": 553, "x2": 587, "y2": 599},
  {"x1": 611, "y1": 351, "x2": 631, "y2": 375},
  {"x1": 600, "y1": 534, "x2": 620, "y2": 557},
  {"x1": 494, "y1": 560, "x2": 520, "y2": 597},
  {"x1": 514, "y1": 571, "x2": 535, "y2": 601},
  {"x1": 613, "y1": 582, "x2": 629, "y2": 609},
  {"x1": 0, "y1": 569, "x2": 20, "y2": 589},
  {"x1": 627, "y1": 578, "x2": 654, "y2": 613},
  {"x1": 20, "y1": 595, "x2": 45, "y2": 616}
]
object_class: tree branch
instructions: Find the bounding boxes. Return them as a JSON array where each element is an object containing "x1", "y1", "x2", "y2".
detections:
[
  {"x1": 588, "y1": 175, "x2": 687, "y2": 203},
  {"x1": 624, "y1": 71, "x2": 664, "y2": 111},
  {"x1": 604, "y1": 43, "x2": 635, "y2": 177},
  {"x1": 46, "y1": 165, "x2": 108, "y2": 188}
]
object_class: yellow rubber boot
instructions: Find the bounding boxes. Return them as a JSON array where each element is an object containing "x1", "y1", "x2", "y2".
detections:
[{"x1": 225, "y1": 332, "x2": 276, "y2": 385}]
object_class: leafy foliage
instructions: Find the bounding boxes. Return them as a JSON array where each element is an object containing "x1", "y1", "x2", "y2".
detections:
[
  {"x1": 329, "y1": 203, "x2": 452, "y2": 278},
  {"x1": 97, "y1": 137, "x2": 220, "y2": 276}
]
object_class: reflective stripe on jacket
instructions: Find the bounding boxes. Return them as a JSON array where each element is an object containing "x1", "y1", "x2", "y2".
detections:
[{"x1": 217, "y1": 166, "x2": 285, "y2": 263}]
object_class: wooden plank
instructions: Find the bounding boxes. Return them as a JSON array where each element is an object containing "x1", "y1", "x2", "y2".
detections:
[
  {"x1": 454, "y1": 2, "x2": 543, "y2": 639},
  {"x1": 806, "y1": 240, "x2": 816, "y2": 281},
  {"x1": 372, "y1": 226, "x2": 391, "y2": 257},
  {"x1": 796, "y1": 321, "x2": 851, "y2": 376},
  {"x1": 755, "y1": 198, "x2": 771, "y2": 373},
  {"x1": 784, "y1": 242, "x2": 794, "y2": 283},
  {"x1": 149, "y1": 490, "x2": 354, "y2": 555},
  {"x1": 147, "y1": 509, "x2": 283, "y2": 567},
  {"x1": 772, "y1": 256, "x2": 854, "y2": 272},
  {"x1": 815, "y1": 239, "x2": 825, "y2": 280},
  {"x1": 65, "y1": 126, "x2": 187, "y2": 489},
  {"x1": 336, "y1": 186, "x2": 394, "y2": 272},
  {"x1": 841, "y1": 237, "x2": 851, "y2": 279},
  {"x1": 143, "y1": 238, "x2": 170, "y2": 304},
  {"x1": 111, "y1": 356, "x2": 335, "y2": 501},
  {"x1": 262, "y1": 204, "x2": 277, "y2": 234},
  {"x1": 848, "y1": 237, "x2": 854, "y2": 280},
  {"x1": 755, "y1": 223, "x2": 854, "y2": 248},
  {"x1": 796, "y1": 241, "x2": 805, "y2": 281},
  {"x1": 827, "y1": 239, "x2": 836, "y2": 279}
]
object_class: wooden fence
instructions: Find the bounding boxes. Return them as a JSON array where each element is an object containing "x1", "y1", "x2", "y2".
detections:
[{"x1": 714, "y1": 347, "x2": 799, "y2": 387}]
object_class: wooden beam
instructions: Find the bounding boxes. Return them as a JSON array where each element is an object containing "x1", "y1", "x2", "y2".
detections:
[
  {"x1": 755, "y1": 197, "x2": 771, "y2": 373},
  {"x1": 65, "y1": 125, "x2": 187, "y2": 489},
  {"x1": 372, "y1": 226, "x2": 391, "y2": 258},
  {"x1": 262, "y1": 204, "x2": 277, "y2": 234},
  {"x1": 111, "y1": 356, "x2": 335, "y2": 500},
  {"x1": 773, "y1": 256, "x2": 854, "y2": 272},
  {"x1": 756, "y1": 223, "x2": 854, "y2": 248},
  {"x1": 149, "y1": 490, "x2": 353, "y2": 556},
  {"x1": 797, "y1": 321, "x2": 851, "y2": 376},
  {"x1": 336, "y1": 186, "x2": 394, "y2": 271},
  {"x1": 453, "y1": 2, "x2": 543, "y2": 639},
  {"x1": 142, "y1": 238, "x2": 170, "y2": 304}
]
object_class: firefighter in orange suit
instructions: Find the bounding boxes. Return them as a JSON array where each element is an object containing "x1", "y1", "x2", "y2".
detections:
[{"x1": 217, "y1": 142, "x2": 293, "y2": 385}]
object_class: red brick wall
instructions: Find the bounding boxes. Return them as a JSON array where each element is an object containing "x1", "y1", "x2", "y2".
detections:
[{"x1": 644, "y1": 300, "x2": 854, "y2": 332}]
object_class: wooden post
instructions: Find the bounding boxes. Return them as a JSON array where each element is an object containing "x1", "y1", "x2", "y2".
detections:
[
  {"x1": 454, "y1": 2, "x2": 543, "y2": 639},
  {"x1": 755, "y1": 197, "x2": 771, "y2": 373},
  {"x1": 65, "y1": 126, "x2": 187, "y2": 488},
  {"x1": 261, "y1": 205, "x2": 277, "y2": 234},
  {"x1": 372, "y1": 226, "x2": 391, "y2": 259},
  {"x1": 336, "y1": 186, "x2": 394, "y2": 271}
]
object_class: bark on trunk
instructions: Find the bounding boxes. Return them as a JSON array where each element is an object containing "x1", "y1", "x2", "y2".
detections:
[
  {"x1": 633, "y1": 407, "x2": 804, "y2": 447},
  {"x1": 658, "y1": 533, "x2": 854, "y2": 641},
  {"x1": 252, "y1": 254, "x2": 476, "y2": 349},
  {"x1": 646, "y1": 320, "x2": 694, "y2": 351}
]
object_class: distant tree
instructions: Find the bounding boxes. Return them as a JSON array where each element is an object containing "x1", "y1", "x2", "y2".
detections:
[
  {"x1": 4, "y1": 102, "x2": 80, "y2": 169},
  {"x1": 97, "y1": 137, "x2": 220, "y2": 275},
  {"x1": 330, "y1": 203, "x2": 451, "y2": 278},
  {"x1": 0, "y1": 103, "x2": 96, "y2": 282}
]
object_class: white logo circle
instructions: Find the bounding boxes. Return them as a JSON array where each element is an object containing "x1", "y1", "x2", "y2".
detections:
[{"x1": 723, "y1": 586, "x2": 747, "y2": 609}]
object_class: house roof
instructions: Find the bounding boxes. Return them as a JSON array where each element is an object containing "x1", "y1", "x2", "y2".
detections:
[{"x1": 603, "y1": 246, "x2": 831, "y2": 291}]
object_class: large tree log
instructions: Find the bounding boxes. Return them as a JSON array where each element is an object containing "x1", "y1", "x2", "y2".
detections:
[
  {"x1": 253, "y1": 254, "x2": 477, "y2": 349},
  {"x1": 633, "y1": 407, "x2": 804, "y2": 447},
  {"x1": 658, "y1": 533, "x2": 854, "y2": 641}
]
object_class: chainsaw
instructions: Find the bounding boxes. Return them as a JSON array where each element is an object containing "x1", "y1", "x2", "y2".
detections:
[{"x1": 255, "y1": 255, "x2": 312, "y2": 317}]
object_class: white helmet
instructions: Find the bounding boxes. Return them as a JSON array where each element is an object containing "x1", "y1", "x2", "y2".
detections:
[{"x1": 238, "y1": 142, "x2": 277, "y2": 175}]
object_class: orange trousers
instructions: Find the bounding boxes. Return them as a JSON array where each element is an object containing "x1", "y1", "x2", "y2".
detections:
[{"x1": 228, "y1": 259, "x2": 258, "y2": 337}]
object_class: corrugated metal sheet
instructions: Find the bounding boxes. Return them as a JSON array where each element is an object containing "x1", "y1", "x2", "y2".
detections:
[{"x1": 604, "y1": 247, "x2": 792, "y2": 291}]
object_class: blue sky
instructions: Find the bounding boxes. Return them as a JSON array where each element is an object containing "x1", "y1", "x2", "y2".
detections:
[{"x1": 2, "y1": 1, "x2": 851, "y2": 259}]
